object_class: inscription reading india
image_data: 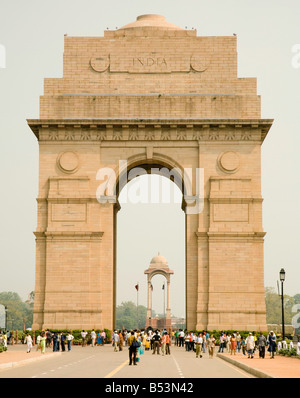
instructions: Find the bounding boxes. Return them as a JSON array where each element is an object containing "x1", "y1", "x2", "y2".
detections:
[
  {"x1": 132, "y1": 57, "x2": 167, "y2": 67},
  {"x1": 90, "y1": 53, "x2": 210, "y2": 74}
]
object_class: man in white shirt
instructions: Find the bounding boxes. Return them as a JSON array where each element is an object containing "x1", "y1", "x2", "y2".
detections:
[
  {"x1": 113, "y1": 331, "x2": 120, "y2": 352},
  {"x1": 196, "y1": 333, "x2": 203, "y2": 358},
  {"x1": 178, "y1": 330, "x2": 184, "y2": 347},
  {"x1": 66, "y1": 332, "x2": 74, "y2": 351},
  {"x1": 24, "y1": 332, "x2": 33, "y2": 353},
  {"x1": 90, "y1": 329, "x2": 96, "y2": 347},
  {"x1": 81, "y1": 330, "x2": 87, "y2": 347}
]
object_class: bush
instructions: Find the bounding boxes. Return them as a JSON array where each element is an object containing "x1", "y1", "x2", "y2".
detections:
[{"x1": 278, "y1": 348, "x2": 299, "y2": 358}]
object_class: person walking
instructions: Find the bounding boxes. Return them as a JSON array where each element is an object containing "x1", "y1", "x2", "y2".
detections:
[
  {"x1": 161, "y1": 332, "x2": 167, "y2": 355},
  {"x1": 230, "y1": 334, "x2": 237, "y2": 355},
  {"x1": 185, "y1": 332, "x2": 190, "y2": 351},
  {"x1": 81, "y1": 330, "x2": 87, "y2": 347},
  {"x1": 91, "y1": 329, "x2": 96, "y2": 347},
  {"x1": 24, "y1": 332, "x2": 33, "y2": 353},
  {"x1": 241, "y1": 337, "x2": 246, "y2": 356},
  {"x1": 236, "y1": 332, "x2": 241, "y2": 353},
  {"x1": 179, "y1": 329, "x2": 184, "y2": 347},
  {"x1": 52, "y1": 332, "x2": 58, "y2": 352},
  {"x1": 119, "y1": 331, "x2": 124, "y2": 351},
  {"x1": 174, "y1": 330, "x2": 179, "y2": 346},
  {"x1": 207, "y1": 334, "x2": 216, "y2": 358},
  {"x1": 202, "y1": 332, "x2": 207, "y2": 353},
  {"x1": 2, "y1": 331, "x2": 7, "y2": 348},
  {"x1": 196, "y1": 333, "x2": 203, "y2": 358},
  {"x1": 57, "y1": 333, "x2": 61, "y2": 351},
  {"x1": 46, "y1": 330, "x2": 52, "y2": 348},
  {"x1": 101, "y1": 330, "x2": 106, "y2": 346},
  {"x1": 36, "y1": 332, "x2": 41, "y2": 351},
  {"x1": 127, "y1": 330, "x2": 139, "y2": 365},
  {"x1": 60, "y1": 332, "x2": 66, "y2": 352},
  {"x1": 226, "y1": 334, "x2": 231, "y2": 353},
  {"x1": 245, "y1": 332, "x2": 255, "y2": 358},
  {"x1": 165, "y1": 332, "x2": 171, "y2": 355},
  {"x1": 112, "y1": 331, "x2": 120, "y2": 352},
  {"x1": 66, "y1": 332, "x2": 74, "y2": 351},
  {"x1": 267, "y1": 331, "x2": 277, "y2": 359},
  {"x1": 97, "y1": 331, "x2": 102, "y2": 346},
  {"x1": 218, "y1": 333, "x2": 225, "y2": 353},
  {"x1": 257, "y1": 332, "x2": 267, "y2": 359},
  {"x1": 152, "y1": 331, "x2": 161, "y2": 355},
  {"x1": 40, "y1": 332, "x2": 46, "y2": 354}
]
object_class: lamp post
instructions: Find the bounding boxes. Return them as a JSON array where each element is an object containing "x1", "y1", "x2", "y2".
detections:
[
  {"x1": 4, "y1": 306, "x2": 8, "y2": 331},
  {"x1": 279, "y1": 268, "x2": 285, "y2": 342},
  {"x1": 135, "y1": 283, "x2": 139, "y2": 329},
  {"x1": 162, "y1": 283, "x2": 165, "y2": 329}
]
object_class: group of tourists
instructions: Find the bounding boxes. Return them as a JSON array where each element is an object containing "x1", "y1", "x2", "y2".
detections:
[
  {"x1": 173, "y1": 329, "x2": 281, "y2": 359},
  {"x1": 178, "y1": 330, "x2": 280, "y2": 359},
  {"x1": 174, "y1": 330, "x2": 217, "y2": 358},
  {"x1": 218, "y1": 330, "x2": 278, "y2": 359},
  {"x1": 110, "y1": 328, "x2": 219, "y2": 364},
  {"x1": 83, "y1": 329, "x2": 107, "y2": 346},
  {"x1": 22, "y1": 329, "x2": 108, "y2": 354},
  {"x1": 24, "y1": 330, "x2": 75, "y2": 354},
  {"x1": 110, "y1": 329, "x2": 172, "y2": 365}
]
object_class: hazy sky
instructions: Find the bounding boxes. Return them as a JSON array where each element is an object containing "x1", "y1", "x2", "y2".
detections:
[{"x1": 0, "y1": 0, "x2": 299, "y2": 319}]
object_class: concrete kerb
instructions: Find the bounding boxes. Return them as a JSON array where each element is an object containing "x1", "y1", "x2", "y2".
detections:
[
  {"x1": 0, "y1": 352, "x2": 63, "y2": 371},
  {"x1": 216, "y1": 353, "x2": 275, "y2": 378}
]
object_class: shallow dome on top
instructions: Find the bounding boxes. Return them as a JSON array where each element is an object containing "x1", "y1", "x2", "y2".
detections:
[
  {"x1": 118, "y1": 14, "x2": 183, "y2": 31},
  {"x1": 150, "y1": 252, "x2": 169, "y2": 268}
]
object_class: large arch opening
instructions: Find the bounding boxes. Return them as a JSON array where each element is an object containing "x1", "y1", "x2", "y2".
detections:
[{"x1": 114, "y1": 162, "x2": 186, "y2": 330}]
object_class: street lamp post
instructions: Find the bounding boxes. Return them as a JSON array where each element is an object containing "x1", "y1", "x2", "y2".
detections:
[
  {"x1": 4, "y1": 306, "x2": 7, "y2": 331},
  {"x1": 279, "y1": 268, "x2": 286, "y2": 342}
]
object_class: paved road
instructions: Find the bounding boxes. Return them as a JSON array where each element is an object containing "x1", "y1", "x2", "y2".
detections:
[{"x1": 0, "y1": 344, "x2": 254, "y2": 379}]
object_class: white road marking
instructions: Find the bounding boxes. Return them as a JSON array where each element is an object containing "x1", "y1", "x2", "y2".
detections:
[{"x1": 172, "y1": 355, "x2": 184, "y2": 378}]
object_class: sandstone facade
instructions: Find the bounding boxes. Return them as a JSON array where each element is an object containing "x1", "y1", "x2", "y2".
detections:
[{"x1": 28, "y1": 15, "x2": 272, "y2": 331}]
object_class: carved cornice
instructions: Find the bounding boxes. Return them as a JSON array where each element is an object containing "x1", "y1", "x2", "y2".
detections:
[
  {"x1": 195, "y1": 231, "x2": 266, "y2": 239},
  {"x1": 34, "y1": 231, "x2": 104, "y2": 240},
  {"x1": 27, "y1": 118, "x2": 273, "y2": 143}
]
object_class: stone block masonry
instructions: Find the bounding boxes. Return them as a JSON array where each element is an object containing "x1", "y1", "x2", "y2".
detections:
[{"x1": 28, "y1": 14, "x2": 272, "y2": 331}]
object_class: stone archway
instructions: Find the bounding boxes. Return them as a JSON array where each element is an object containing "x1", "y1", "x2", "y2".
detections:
[{"x1": 28, "y1": 14, "x2": 272, "y2": 332}]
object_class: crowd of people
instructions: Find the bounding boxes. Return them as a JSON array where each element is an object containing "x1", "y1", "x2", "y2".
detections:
[
  {"x1": 109, "y1": 328, "x2": 287, "y2": 364},
  {"x1": 109, "y1": 329, "x2": 219, "y2": 364},
  {"x1": 2, "y1": 327, "x2": 296, "y2": 363}
]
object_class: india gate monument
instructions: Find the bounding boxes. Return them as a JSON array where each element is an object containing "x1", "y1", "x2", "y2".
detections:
[{"x1": 28, "y1": 14, "x2": 272, "y2": 332}]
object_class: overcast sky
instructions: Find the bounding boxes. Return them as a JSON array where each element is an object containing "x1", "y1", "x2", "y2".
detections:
[{"x1": 0, "y1": 0, "x2": 299, "y2": 319}]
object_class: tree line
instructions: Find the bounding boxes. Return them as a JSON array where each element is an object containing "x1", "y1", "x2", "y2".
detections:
[{"x1": 0, "y1": 288, "x2": 300, "y2": 331}]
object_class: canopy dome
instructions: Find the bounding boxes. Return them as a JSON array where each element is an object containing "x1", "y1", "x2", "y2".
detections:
[
  {"x1": 118, "y1": 14, "x2": 183, "y2": 31},
  {"x1": 150, "y1": 252, "x2": 169, "y2": 269}
]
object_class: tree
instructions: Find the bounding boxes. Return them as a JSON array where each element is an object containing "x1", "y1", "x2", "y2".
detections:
[
  {"x1": 0, "y1": 292, "x2": 33, "y2": 330},
  {"x1": 293, "y1": 294, "x2": 300, "y2": 304},
  {"x1": 265, "y1": 287, "x2": 296, "y2": 325},
  {"x1": 116, "y1": 301, "x2": 149, "y2": 330}
]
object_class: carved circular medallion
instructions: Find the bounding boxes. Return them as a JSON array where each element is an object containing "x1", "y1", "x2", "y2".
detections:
[
  {"x1": 190, "y1": 55, "x2": 210, "y2": 72},
  {"x1": 218, "y1": 151, "x2": 240, "y2": 173},
  {"x1": 57, "y1": 151, "x2": 80, "y2": 174},
  {"x1": 90, "y1": 55, "x2": 110, "y2": 72}
]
